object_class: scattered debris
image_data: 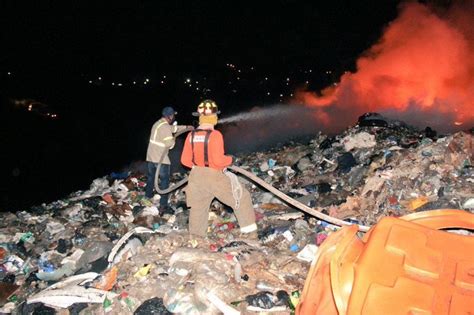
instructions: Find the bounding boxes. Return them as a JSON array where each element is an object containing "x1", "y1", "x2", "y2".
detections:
[{"x1": 1, "y1": 115, "x2": 472, "y2": 313}]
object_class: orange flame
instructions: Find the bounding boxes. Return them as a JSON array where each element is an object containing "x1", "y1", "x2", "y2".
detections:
[{"x1": 294, "y1": 2, "x2": 474, "y2": 131}]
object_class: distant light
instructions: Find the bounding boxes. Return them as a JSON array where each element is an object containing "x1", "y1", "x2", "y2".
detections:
[
  {"x1": 163, "y1": 75, "x2": 166, "y2": 79},
  {"x1": 133, "y1": 81, "x2": 136, "y2": 84},
  {"x1": 118, "y1": 83, "x2": 122, "y2": 86},
  {"x1": 196, "y1": 87, "x2": 199, "y2": 90},
  {"x1": 98, "y1": 77, "x2": 102, "y2": 80},
  {"x1": 286, "y1": 78, "x2": 290, "y2": 81},
  {"x1": 305, "y1": 81, "x2": 309, "y2": 84},
  {"x1": 144, "y1": 81, "x2": 148, "y2": 85},
  {"x1": 28, "y1": 105, "x2": 32, "y2": 111},
  {"x1": 195, "y1": 81, "x2": 199, "y2": 84},
  {"x1": 250, "y1": 67, "x2": 254, "y2": 70},
  {"x1": 237, "y1": 77, "x2": 240, "y2": 80},
  {"x1": 186, "y1": 78, "x2": 191, "y2": 83},
  {"x1": 7, "y1": 72, "x2": 11, "y2": 75},
  {"x1": 309, "y1": 69, "x2": 312, "y2": 72},
  {"x1": 280, "y1": 94, "x2": 283, "y2": 97},
  {"x1": 112, "y1": 82, "x2": 115, "y2": 86},
  {"x1": 238, "y1": 69, "x2": 241, "y2": 73},
  {"x1": 160, "y1": 80, "x2": 164, "y2": 84},
  {"x1": 265, "y1": 77, "x2": 268, "y2": 81},
  {"x1": 89, "y1": 80, "x2": 92, "y2": 84},
  {"x1": 267, "y1": 92, "x2": 270, "y2": 95},
  {"x1": 145, "y1": 78, "x2": 150, "y2": 82},
  {"x1": 290, "y1": 93, "x2": 293, "y2": 97}
]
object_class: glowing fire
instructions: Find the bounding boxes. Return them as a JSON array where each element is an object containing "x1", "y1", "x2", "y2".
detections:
[{"x1": 294, "y1": 2, "x2": 474, "y2": 131}]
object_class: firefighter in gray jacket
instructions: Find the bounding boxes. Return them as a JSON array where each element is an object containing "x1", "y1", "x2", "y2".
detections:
[{"x1": 146, "y1": 106, "x2": 190, "y2": 210}]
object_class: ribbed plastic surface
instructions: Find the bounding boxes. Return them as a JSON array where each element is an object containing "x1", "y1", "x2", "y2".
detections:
[
  {"x1": 348, "y1": 217, "x2": 474, "y2": 314},
  {"x1": 297, "y1": 210, "x2": 474, "y2": 315}
]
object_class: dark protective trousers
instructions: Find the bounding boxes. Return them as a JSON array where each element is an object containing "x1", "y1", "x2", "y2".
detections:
[{"x1": 146, "y1": 162, "x2": 170, "y2": 207}]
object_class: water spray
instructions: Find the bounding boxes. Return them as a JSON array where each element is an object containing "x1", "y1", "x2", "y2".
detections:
[{"x1": 219, "y1": 104, "x2": 296, "y2": 124}]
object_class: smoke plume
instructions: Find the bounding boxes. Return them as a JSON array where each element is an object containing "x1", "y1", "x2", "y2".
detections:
[
  {"x1": 221, "y1": 104, "x2": 323, "y2": 152},
  {"x1": 295, "y1": 1, "x2": 474, "y2": 133},
  {"x1": 221, "y1": 1, "x2": 473, "y2": 152}
]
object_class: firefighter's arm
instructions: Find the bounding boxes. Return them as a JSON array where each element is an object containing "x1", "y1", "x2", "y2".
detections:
[
  {"x1": 211, "y1": 131, "x2": 233, "y2": 168},
  {"x1": 161, "y1": 125, "x2": 176, "y2": 149},
  {"x1": 180, "y1": 134, "x2": 193, "y2": 168},
  {"x1": 174, "y1": 124, "x2": 193, "y2": 134}
]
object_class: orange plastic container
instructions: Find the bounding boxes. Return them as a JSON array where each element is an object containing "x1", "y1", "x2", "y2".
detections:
[{"x1": 297, "y1": 209, "x2": 474, "y2": 315}]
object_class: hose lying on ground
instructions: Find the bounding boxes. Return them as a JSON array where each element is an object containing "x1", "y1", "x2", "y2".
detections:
[
  {"x1": 153, "y1": 130, "x2": 370, "y2": 232},
  {"x1": 228, "y1": 165, "x2": 370, "y2": 232}
]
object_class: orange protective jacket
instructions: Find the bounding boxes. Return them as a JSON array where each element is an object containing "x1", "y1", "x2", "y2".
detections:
[{"x1": 181, "y1": 129, "x2": 232, "y2": 170}]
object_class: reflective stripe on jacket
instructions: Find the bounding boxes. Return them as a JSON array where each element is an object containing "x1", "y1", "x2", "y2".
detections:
[
  {"x1": 146, "y1": 118, "x2": 186, "y2": 164},
  {"x1": 180, "y1": 129, "x2": 232, "y2": 170}
]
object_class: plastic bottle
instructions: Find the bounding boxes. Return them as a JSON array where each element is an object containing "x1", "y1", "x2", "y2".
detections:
[
  {"x1": 256, "y1": 280, "x2": 277, "y2": 291},
  {"x1": 289, "y1": 220, "x2": 312, "y2": 252},
  {"x1": 289, "y1": 230, "x2": 308, "y2": 252},
  {"x1": 289, "y1": 290, "x2": 301, "y2": 311}
]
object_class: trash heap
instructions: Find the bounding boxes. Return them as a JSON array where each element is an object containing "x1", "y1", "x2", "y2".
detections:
[
  {"x1": 1, "y1": 114, "x2": 473, "y2": 314},
  {"x1": 240, "y1": 115, "x2": 473, "y2": 226}
]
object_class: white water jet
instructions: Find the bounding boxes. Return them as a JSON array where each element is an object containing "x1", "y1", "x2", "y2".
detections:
[
  {"x1": 219, "y1": 104, "x2": 295, "y2": 124},
  {"x1": 219, "y1": 103, "x2": 323, "y2": 152}
]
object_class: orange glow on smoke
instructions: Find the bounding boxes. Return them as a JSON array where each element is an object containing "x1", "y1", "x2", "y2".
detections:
[{"x1": 294, "y1": 2, "x2": 474, "y2": 131}]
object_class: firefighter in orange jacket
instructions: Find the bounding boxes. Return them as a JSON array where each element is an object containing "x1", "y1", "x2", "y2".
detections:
[{"x1": 181, "y1": 100, "x2": 257, "y2": 238}]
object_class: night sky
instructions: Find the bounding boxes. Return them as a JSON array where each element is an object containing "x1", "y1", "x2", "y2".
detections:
[{"x1": 1, "y1": 0, "x2": 401, "y2": 76}]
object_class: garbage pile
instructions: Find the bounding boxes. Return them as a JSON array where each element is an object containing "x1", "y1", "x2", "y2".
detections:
[
  {"x1": 1, "y1": 115, "x2": 472, "y2": 314},
  {"x1": 0, "y1": 179, "x2": 315, "y2": 314},
  {"x1": 239, "y1": 115, "x2": 473, "y2": 226}
]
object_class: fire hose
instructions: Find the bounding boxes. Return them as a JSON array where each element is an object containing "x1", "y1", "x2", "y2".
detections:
[{"x1": 154, "y1": 129, "x2": 370, "y2": 232}]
